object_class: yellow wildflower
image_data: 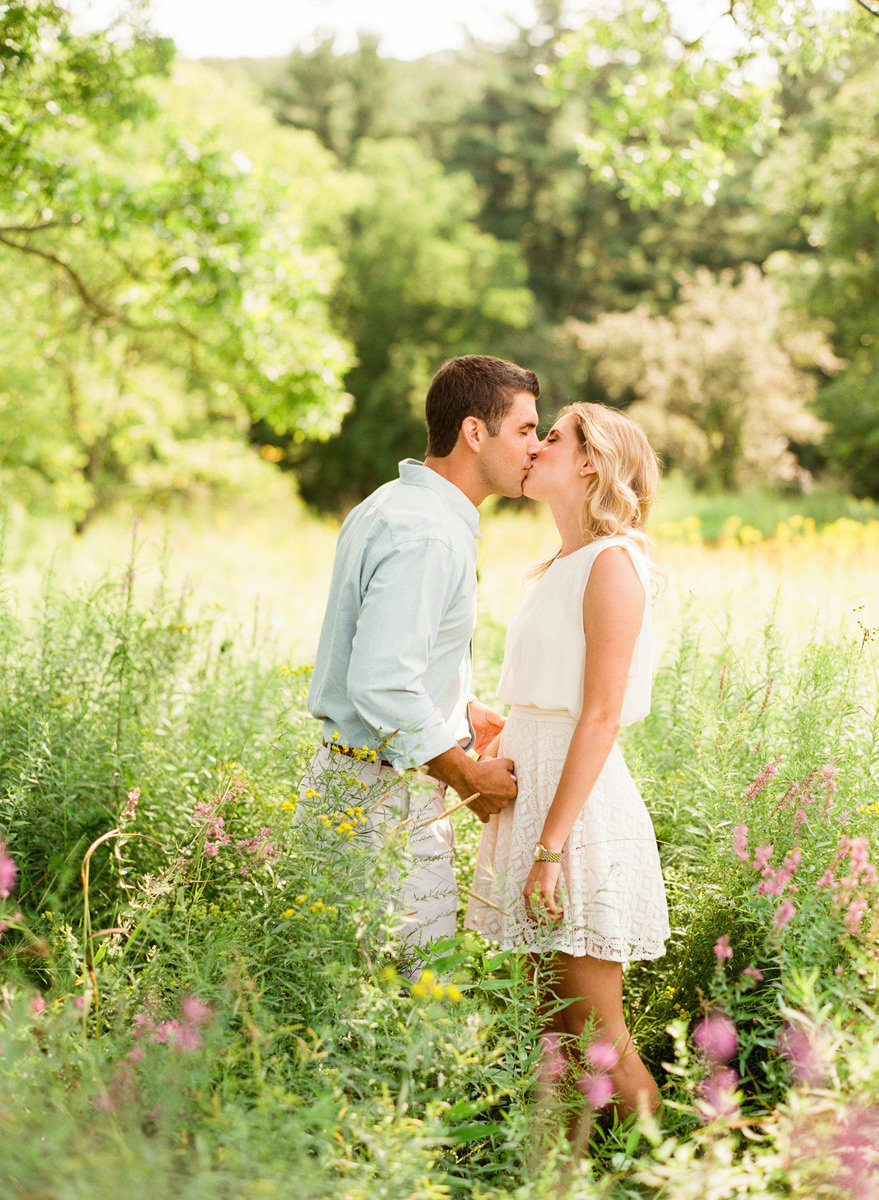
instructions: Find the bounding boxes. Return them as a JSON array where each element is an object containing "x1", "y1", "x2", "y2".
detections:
[{"x1": 445, "y1": 985, "x2": 462, "y2": 1003}]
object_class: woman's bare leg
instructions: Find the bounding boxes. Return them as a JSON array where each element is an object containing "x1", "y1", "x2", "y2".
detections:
[{"x1": 536, "y1": 951, "x2": 660, "y2": 1118}]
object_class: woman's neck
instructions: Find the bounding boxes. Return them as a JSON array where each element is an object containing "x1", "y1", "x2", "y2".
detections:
[{"x1": 548, "y1": 499, "x2": 588, "y2": 558}]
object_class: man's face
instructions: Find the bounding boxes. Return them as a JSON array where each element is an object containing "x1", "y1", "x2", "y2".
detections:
[{"x1": 477, "y1": 391, "x2": 540, "y2": 499}]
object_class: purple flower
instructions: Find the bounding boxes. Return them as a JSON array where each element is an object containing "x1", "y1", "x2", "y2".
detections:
[
  {"x1": 578, "y1": 1071, "x2": 615, "y2": 1109},
  {"x1": 693, "y1": 1012, "x2": 738, "y2": 1064},
  {"x1": 0, "y1": 845, "x2": 17, "y2": 898}
]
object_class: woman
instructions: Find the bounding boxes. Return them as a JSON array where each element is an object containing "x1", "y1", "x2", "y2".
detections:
[{"x1": 465, "y1": 401, "x2": 669, "y2": 1116}]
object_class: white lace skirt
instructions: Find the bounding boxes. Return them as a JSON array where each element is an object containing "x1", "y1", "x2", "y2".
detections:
[{"x1": 464, "y1": 706, "x2": 669, "y2": 960}]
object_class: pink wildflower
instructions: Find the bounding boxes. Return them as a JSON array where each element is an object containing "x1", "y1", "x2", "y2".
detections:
[
  {"x1": 714, "y1": 935, "x2": 733, "y2": 960},
  {"x1": 30, "y1": 995, "x2": 46, "y2": 1015},
  {"x1": 745, "y1": 760, "x2": 778, "y2": 802},
  {"x1": 845, "y1": 897, "x2": 868, "y2": 933},
  {"x1": 693, "y1": 1012, "x2": 738, "y2": 1064},
  {"x1": 181, "y1": 994, "x2": 212, "y2": 1026},
  {"x1": 0, "y1": 845, "x2": 17, "y2": 898},
  {"x1": 793, "y1": 808, "x2": 808, "y2": 828},
  {"x1": 127, "y1": 1046, "x2": 145, "y2": 1063},
  {"x1": 698, "y1": 1067, "x2": 740, "y2": 1121},
  {"x1": 578, "y1": 1071, "x2": 615, "y2": 1109},
  {"x1": 817, "y1": 870, "x2": 836, "y2": 890},
  {"x1": 778, "y1": 1024, "x2": 827, "y2": 1086},
  {"x1": 773, "y1": 898, "x2": 797, "y2": 929},
  {"x1": 122, "y1": 787, "x2": 140, "y2": 824},
  {"x1": 732, "y1": 824, "x2": 749, "y2": 862},
  {"x1": 74, "y1": 995, "x2": 87, "y2": 1011},
  {"x1": 751, "y1": 843, "x2": 774, "y2": 872},
  {"x1": 586, "y1": 1040, "x2": 620, "y2": 1071},
  {"x1": 538, "y1": 1032, "x2": 567, "y2": 1088},
  {"x1": 743, "y1": 966, "x2": 764, "y2": 982}
]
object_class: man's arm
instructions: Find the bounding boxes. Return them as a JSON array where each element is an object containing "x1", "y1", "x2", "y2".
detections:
[{"x1": 346, "y1": 538, "x2": 476, "y2": 768}]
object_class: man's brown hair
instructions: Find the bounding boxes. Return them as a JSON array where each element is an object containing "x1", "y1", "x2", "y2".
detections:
[{"x1": 425, "y1": 355, "x2": 540, "y2": 458}]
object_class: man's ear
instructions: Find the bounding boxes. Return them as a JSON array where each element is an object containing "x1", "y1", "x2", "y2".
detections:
[{"x1": 460, "y1": 416, "x2": 482, "y2": 453}]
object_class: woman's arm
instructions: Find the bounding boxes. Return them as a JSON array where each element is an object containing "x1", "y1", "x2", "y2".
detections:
[{"x1": 523, "y1": 546, "x2": 645, "y2": 922}]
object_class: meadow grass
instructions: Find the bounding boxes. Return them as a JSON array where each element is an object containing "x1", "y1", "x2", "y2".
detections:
[{"x1": 1, "y1": 491, "x2": 878, "y2": 1198}]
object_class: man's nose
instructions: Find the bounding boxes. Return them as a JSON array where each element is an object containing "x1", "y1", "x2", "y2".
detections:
[{"x1": 528, "y1": 433, "x2": 541, "y2": 457}]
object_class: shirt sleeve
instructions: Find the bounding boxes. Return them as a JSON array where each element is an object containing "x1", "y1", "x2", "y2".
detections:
[{"x1": 346, "y1": 535, "x2": 465, "y2": 770}]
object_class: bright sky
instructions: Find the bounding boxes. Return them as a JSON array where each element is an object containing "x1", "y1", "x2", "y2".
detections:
[{"x1": 72, "y1": 0, "x2": 543, "y2": 59}]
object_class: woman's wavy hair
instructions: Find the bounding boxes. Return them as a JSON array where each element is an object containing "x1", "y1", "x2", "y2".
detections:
[{"x1": 529, "y1": 402, "x2": 662, "y2": 583}]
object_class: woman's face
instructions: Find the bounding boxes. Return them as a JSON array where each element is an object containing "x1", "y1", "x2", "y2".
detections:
[{"x1": 523, "y1": 413, "x2": 591, "y2": 502}]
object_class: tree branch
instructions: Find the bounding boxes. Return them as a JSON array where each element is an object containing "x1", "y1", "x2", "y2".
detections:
[
  {"x1": 0, "y1": 232, "x2": 112, "y2": 317},
  {"x1": 0, "y1": 221, "x2": 63, "y2": 234},
  {"x1": 853, "y1": 0, "x2": 879, "y2": 18}
]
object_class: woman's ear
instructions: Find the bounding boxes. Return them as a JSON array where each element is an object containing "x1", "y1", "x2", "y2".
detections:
[{"x1": 578, "y1": 460, "x2": 597, "y2": 478}]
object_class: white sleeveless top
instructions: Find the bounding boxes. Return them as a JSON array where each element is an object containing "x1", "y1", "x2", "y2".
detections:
[{"x1": 497, "y1": 536, "x2": 653, "y2": 726}]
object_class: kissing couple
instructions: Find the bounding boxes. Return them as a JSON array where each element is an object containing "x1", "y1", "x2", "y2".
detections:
[{"x1": 301, "y1": 354, "x2": 669, "y2": 1117}]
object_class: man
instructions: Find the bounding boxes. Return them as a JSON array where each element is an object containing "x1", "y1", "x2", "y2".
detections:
[{"x1": 303, "y1": 354, "x2": 541, "y2": 959}]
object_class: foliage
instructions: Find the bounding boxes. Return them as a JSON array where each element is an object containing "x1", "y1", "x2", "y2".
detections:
[
  {"x1": 566, "y1": 266, "x2": 841, "y2": 490},
  {"x1": 0, "y1": 6, "x2": 351, "y2": 528},
  {"x1": 294, "y1": 138, "x2": 534, "y2": 509}
]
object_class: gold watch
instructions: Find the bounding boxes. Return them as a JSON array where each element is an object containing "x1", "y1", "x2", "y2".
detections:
[{"x1": 533, "y1": 843, "x2": 562, "y2": 863}]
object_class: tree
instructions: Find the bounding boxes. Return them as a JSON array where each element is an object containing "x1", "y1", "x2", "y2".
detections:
[
  {"x1": 293, "y1": 138, "x2": 534, "y2": 510},
  {"x1": 0, "y1": 6, "x2": 352, "y2": 527},
  {"x1": 548, "y1": 0, "x2": 879, "y2": 206},
  {"x1": 566, "y1": 267, "x2": 841, "y2": 490}
]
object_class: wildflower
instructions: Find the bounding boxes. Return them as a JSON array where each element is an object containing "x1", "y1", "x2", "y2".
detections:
[
  {"x1": 122, "y1": 787, "x2": 140, "y2": 824},
  {"x1": 282, "y1": 908, "x2": 295, "y2": 919},
  {"x1": 578, "y1": 1071, "x2": 615, "y2": 1109},
  {"x1": 445, "y1": 984, "x2": 462, "y2": 1003},
  {"x1": 698, "y1": 1067, "x2": 740, "y2": 1121},
  {"x1": 181, "y1": 994, "x2": 211, "y2": 1027},
  {"x1": 693, "y1": 1012, "x2": 738, "y2": 1064},
  {"x1": 774, "y1": 898, "x2": 797, "y2": 929},
  {"x1": 378, "y1": 965, "x2": 398, "y2": 983},
  {"x1": 586, "y1": 1040, "x2": 620, "y2": 1071},
  {"x1": 431, "y1": 984, "x2": 444, "y2": 1000},
  {"x1": 845, "y1": 896, "x2": 868, "y2": 933},
  {"x1": 732, "y1": 824, "x2": 749, "y2": 862},
  {"x1": 30, "y1": 995, "x2": 46, "y2": 1016},
  {"x1": 127, "y1": 1046, "x2": 146, "y2": 1063},
  {"x1": 713, "y1": 935, "x2": 733, "y2": 960},
  {"x1": 745, "y1": 760, "x2": 778, "y2": 802},
  {"x1": 778, "y1": 1023, "x2": 828, "y2": 1085},
  {"x1": 410, "y1": 982, "x2": 428, "y2": 999},
  {"x1": 0, "y1": 844, "x2": 17, "y2": 899},
  {"x1": 538, "y1": 1032, "x2": 567, "y2": 1088},
  {"x1": 743, "y1": 966, "x2": 764, "y2": 982},
  {"x1": 751, "y1": 843, "x2": 774, "y2": 872},
  {"x1": 74, "y1": 995, "x2": 87, "y2": 1011}
]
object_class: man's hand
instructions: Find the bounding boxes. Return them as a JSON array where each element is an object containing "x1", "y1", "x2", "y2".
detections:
[
  {"x1": 464, "y1": 756, "x2": 518, "y2": 823},
  {"x1": 469, "y1": 699, "x2": 506, "y2": 756},
  {"x1": 425, "y1": 745, "x2": 517, "y2": 824}
]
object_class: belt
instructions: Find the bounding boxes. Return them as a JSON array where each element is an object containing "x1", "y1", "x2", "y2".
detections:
[{"x1": 322, "y1": 740, "x2": 393, "y2": 770}]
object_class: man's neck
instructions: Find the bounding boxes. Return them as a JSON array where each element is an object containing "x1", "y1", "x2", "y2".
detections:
[{"x1": 423, "y1": 454, "x2": 486, "y2": 508}]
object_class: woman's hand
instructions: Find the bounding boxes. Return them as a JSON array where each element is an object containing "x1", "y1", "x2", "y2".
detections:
[
  {"x1": 469, "y1": 699, "x2": 506, "y2": 756},
  {"x1": 524, "y1": 860, "x2": 563, "y2": 923}
]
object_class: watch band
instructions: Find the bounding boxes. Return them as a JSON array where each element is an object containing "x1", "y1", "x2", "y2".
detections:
[{"x1": 534, "y1": 843, "x2": 562, "y2": 863}]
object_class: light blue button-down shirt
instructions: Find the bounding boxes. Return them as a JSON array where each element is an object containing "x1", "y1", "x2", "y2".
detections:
[{"x1": 307, "y1": 460, "x2": 479, "y2": 771}]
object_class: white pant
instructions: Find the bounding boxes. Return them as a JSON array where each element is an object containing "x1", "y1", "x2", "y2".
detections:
[{"x1": 299, "y1": 747, "x2": 458, "y2": 956}]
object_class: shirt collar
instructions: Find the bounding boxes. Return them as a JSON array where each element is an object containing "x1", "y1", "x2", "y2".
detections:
[{"x1": 398, "y1": 459, "x2": 481, "y2": 538}]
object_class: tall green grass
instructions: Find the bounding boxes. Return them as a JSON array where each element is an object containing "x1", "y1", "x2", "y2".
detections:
[{"x1": 1, "y1": 526, "x2": 878, "y2": 1198}]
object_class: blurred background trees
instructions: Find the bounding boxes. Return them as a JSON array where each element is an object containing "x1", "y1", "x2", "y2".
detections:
[{"x1": 2, "y1": 0, "x2": 878, "y2": 523}]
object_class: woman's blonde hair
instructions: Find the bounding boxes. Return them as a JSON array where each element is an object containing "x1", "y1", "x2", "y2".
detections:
[{"x1": 528, "y1": 402, "x2": 662, "y2": 582}]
